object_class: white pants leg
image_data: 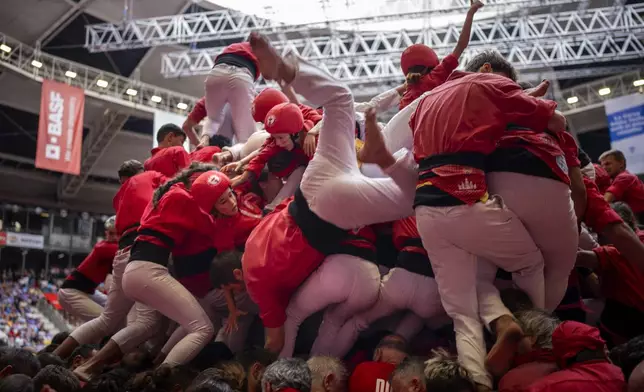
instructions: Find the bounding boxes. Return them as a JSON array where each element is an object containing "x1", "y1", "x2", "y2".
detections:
[
  {"x1": 122, "y1": 261, "x2": 214, "y2": 365},
  {"x1": 205, "y1": 64, "x2": 257, "y2": 159},
  {"x1": 239, "y1": 131, "x2": 270, "y2": 160},
  {"x1": 477, "y1": 258, "x2": 513, "y2": 330},
  {"x1": 415, "y1": 197, "x2": 545, "y2": 389},
  {"x1": 266, "y1": 166, "x2": 306, "y2": 210},
  {"x1": 111, "y1": 301, "x2": 163, "y2": 354},
  {"x1": 58, "y1": 288, "x2": 104, "y2": 322},
  {"x1": 332, "y1": 267, "x2": 443, "y2": 357},
  {"x1": 70, "y1": 249, "x2": 134, "y2": 345},
  {"x1": 290, "y1": 57, "x2": 416, "y2": 229},
  {"x1": 487, "y1": 172, "x2": 578, "y2": 311},
  {"x1": 278, "y1": 255, "x2": 380, "y2": 358}
]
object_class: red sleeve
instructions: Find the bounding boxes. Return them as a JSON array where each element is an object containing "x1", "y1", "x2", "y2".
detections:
[
  {"x1": 592, "y1": 245, "x2": 621, "y2": 276},
  {"x1": 188, "y1": 98, "x2": 207, "y2": 123},
  {"x1": 154, "y1": 172, "x2": 168, "y2": 188},
  {"x1": 419, "y1": 54, "x2": 459, "y2": 92},
  {"x1": 556, "y1": 131, "x2": 580, "y2": 168},
  {"x1": 297, "y1": 104, "x2": 323, "y2": 132},
  {"x1": 607, "y1": 172, "x2": 637, "y2": 199},
  {"x1": 583, "y1": 176, "x2": 623, "y2": 233},
  {"x1": 481, "y1": 77, "x2": 558, "y2": 132},
  {"x1": 246, "y1": 139, "x2": 279, "y2": 178},
  {"x1": 174, "y1": 148, "x2": 191, "y2": 175}
]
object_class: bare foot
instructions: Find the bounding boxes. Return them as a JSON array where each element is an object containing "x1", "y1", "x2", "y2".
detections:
[
  {"x1": 486, "y1": 315, "x2": 524, "y2": 378},
  {"x1": 525, "y1": 79, "x2": 550, "y2": 97},
  {"x1": 358, "y1": 108, "x2": 395, "y2": 168},
  {"x1": 249, "y1": 32, "x2": 283, "y2": 81}
]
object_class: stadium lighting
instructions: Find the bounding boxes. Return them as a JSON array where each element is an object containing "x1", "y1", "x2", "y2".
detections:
[
  {"x1": 634, "y1": 79, "x2": 644, "y2": 87},
  {"x1": 566, "y1": 96, "x2": 579, "y2": 104},
  {"x1": 126, "y1": 88, "x2": 138, "y2": 96},
  {"x1": 65, "y1": 70, "x2": 77, "y2": 78},
  {"x1": 96, "y1": 79, "x2": 108, "y2": 88},
  {"x1": 150, "y1": 95, "x2": 162, "y2": 103},
  {"x1": 177, "y1": 102, "x2": 188, "y2": 110},
  {"x1": 31, "y1": 60, "x2": 42, "y2": 68},
  {"x1": 0, "y1": 44, "x2": 11, "y2": 53},
  {"x1": 598, "y1": 87, "x2": 611, "y2": 96}
]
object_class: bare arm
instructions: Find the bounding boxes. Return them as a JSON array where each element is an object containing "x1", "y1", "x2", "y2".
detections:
[
  {"x1": 279, "y1": 81, "x2": 300, "y2": 104},
  {"x1": 569, "y1": 166, "x2": 587, "y2": 224},
  {"x1": 604, "y1": 192, "x2": 616, "y2": 202},
  {"x1": 547, "y1": 110, "x2": 567, "y2": 133},
  {"x1": 182, "y1": 118, "x2": 201, "y2": 146},
  {"x1": 453, "y1": 1, "x2": 484, "y2": 58}
]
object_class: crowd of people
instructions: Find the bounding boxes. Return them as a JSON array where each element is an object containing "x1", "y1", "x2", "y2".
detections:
[{"x1": 2, "y1": 2, "x2": 644, "y2": 391}]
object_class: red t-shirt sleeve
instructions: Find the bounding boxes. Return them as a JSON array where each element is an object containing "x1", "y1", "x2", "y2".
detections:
[
  {"x1": 246, "y1": 139, "x2": 279, "y2": 178},
  {"x1": 583, "y1": 176, "x2": 623, "y2": 233},
  {"x1": 138, "y1": 191, "x2": 202, "y2": 248},
  {"x1": 606, "y1": 172, "x2": 637, "y2": 199},
  {"x1": 482, "y1": 78, "x2": 558, "y2": 132},
  {"x1": 297, "y1": 104, "x2": 323, "y2": 132},
  {"x1": 556, "y1": 131, "x2": 580, "y2": 168},
  {"x1": 420, "y1": 54, "x2": 459, "y2": 91},
  {"x1": 174, "y1": 148, "x2": 191, "y2": 175},
  {"x1": 188, "y1": 98, "x2": 207, "y2": 123}
]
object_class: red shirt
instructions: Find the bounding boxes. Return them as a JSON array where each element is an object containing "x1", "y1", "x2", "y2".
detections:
[
  {"x1": 392, "y1": 216, "x2": 424, "y2": 255},
  {"x1": 349, "y1": 362, "x2": 396, "y2": 392},
  {"x1": 297, "y1": 104, "x2": 324, "y2": 131},
  {"x1": 62, "y1": 240, "x2": 118, "y2": 293},
  {"x1": 606, "y1": 170, "x2": 644, "y2": 214},
  {"x1": 188, "y1": 97, "x2": 207, "y2": 123},
  {"x1": 190, "y1": 146, "x2": 221, "y2": 164},
  {"x1": 593, "y1": 245, "x2": 644, "y2": 313},
  {"x1": 113, "y1": 171, "x2": 167, "y2": 239},
  {"x1": 399, "y1": 54, "x2": 459, "y2": 110},
  {"x1": 144, "y1": 146, "x2": 191, "y2": 178},
  {"x1": 411, "y1": 72, "x2": 557, "y2": 205},
  {"x1": 557, "y1": 131, "x2": 580, "y2": 169},
  {"x1": 593, "y1": 164, "x2": 611, "y2": 194},
  {"x1": 583, "y1": 177, "x2": 623, "y2": 233},
  {"x1": 246, "y1": 138, "x2": 310, "y2": 179}
]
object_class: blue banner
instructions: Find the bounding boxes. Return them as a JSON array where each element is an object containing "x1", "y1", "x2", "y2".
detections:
[{"x1": 604, "y1": 93, "x2": 644, "y2": 174}]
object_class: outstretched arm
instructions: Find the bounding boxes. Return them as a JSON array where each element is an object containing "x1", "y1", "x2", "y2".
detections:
[{"x1": 453, "y1": 1, "x2": 484, "y2": 58}]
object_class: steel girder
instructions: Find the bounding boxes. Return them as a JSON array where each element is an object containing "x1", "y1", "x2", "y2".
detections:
[
  {"x1": 83, "y1": 0, "x2": 576, "y2": 52},
  {"x1": 160, "y1": 4, "x2": 644, "y2": 83}
]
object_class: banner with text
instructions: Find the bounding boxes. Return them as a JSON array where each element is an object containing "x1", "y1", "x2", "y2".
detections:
[
  {"x1": 36, "y1": 80, "x2": 85, "y2": 175},
  {"x1": 5, "y1": 232, "x2": 45, "y2": 249},
  {"x1": 605, "y1": 93, "x2": 644, "y2": 175},
  {"x1": 153, "y1": 109, "x2": 190, "y2": 150}
]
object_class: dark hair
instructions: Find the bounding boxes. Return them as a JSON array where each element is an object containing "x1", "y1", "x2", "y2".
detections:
[
  {"x1": 156, "y1": 123, "x2": 186, "y2": 144},
  {"x1": 187, "y1": 379, "x2": 235, "y2": 392},
  {"x1": 118, "y1": 160, "x2": 145, "y2": 179},
  {"x1": 33, "y1": 365, "x2": 81, "y2": 392},
  {"x1": 235, "y1": 347, "x2": 278, "y2": 374},
  {"x1": 0, "y1": 374, "x2": 34, "y2": 392},
  {"x1": 39, "y1": 345, "x2": 59, "y2": 354},
  {"x1": 51, "y1": 332, "x2": 70, "y2": 345},
  {"x1": 376, "y1": 334, "x2": 408, "y2": 353},
  {"x1": 611, "y1": 202, "x2": 638, "y2": 231},
  {"x1": 0, "y1": 347, "x2": 41, "y2": 378},
  {"x1": 210, "y1": 135, "x2": 233, "y2": 148},
  {"x1": 464, "y1": 50, "x2": 518, "y2": 82},
  {"x1": 127, "y1": 364, "x2": 197, "y2": 392},
  {"x1": 37, "y1": 352, "x2": 66, "y2": 368},
  {"x1": 500, "y1": 287, "x2": 534, "y2": 313},
  {"x1": 610, "y1": 334, "x2": 644, "y2": 380},
  {"x1": 152, "y1": 162, "x2": 218, "y2": 208},
  {"x1": 211, "y1": 251, "x2": 244, "y2": 289},
  {"x1": 68, "y1": 344, "x2": 96, "y2": 368},
  {"x1": 189, "y1": 342, "x2": 234, "y2": 372},
  {"x1": 82, "y1": 368, "x2": 132, "y2": 392},
  {"x1": 405, "y1": 65, "x2": 432, "y2": 85},
  {"x1": 192, "y1": 362, "x2": 246, "y2": 392}
]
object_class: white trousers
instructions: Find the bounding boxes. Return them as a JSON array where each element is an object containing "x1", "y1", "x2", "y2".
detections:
[
  {"x1": 205, "y1": 63, "x2": 257, "y2": 160},
  {"x1": 290, "y1": 56, "x2": 417, "y2": 230},
  {"x1": 279, "y1": 254, "x2": 381, "y2": 358},
  {"x1": 331, "y1": 267, "x2": 444, "y2": 358},
  {"x1": 58, "y1": 288, "x2": 104, "y2": 322},
  {"x1": 415, "y1": 196, "x2": 545, "y2": 388}
]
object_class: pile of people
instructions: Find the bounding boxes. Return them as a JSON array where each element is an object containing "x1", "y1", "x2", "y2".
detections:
[{"x1": 3, "y1": 2, "x2": 644, "y2": 390}]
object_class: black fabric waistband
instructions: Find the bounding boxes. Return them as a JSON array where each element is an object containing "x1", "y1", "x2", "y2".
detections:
[
  {"x1": 61, "y1": 270, "x2": 98, "y2": 294},
  {"x1": 137, "y1": 228, "x2": 175, "y2": 248},
  {"x1": 129, "y1": 241, "x2": 171, "y2": 267},
  {"x1": 288, "y1": 188, "x2": 349, "y2": 255},
  {"x1": 397, "y1": 250, "x2": 433, "y2": 278},
  {"x1": 600, "y1": 298, "x2": 644, "y2": 340},
  {"x1": 119, "y1": 224, "x2": 140, "y2": 249},
  {"x1": 331, "y1": 244, "x2": 377, "y2": 263},
  {"x1": 215, "y1": 53, "x2": 257, "y2": 80},
  {"x1": 565, "y1": 348, "x2": 608, "y2": 368},
  {"x1": 418, "y1": 151, "x2": 486, "y2": 177},
  {"x1": 173, "y1": 248, "x2": 219, "y2": 279}
]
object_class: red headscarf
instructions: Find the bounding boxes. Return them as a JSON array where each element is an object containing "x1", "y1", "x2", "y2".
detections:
[{"x1": 552, "y1": 321, "x2": 606, "y2": 369}]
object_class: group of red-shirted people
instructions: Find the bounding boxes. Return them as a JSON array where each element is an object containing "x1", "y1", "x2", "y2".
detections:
[{"x1": 5, "y1": 2, "x2": 644, "y2": 392}]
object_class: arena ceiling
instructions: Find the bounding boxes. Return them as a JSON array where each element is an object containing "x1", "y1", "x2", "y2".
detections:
[{"x1": 0, "y1": 0, "x2": 642, "y2": 214}]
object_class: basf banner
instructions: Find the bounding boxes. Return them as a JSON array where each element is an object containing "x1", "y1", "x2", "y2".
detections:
[
  {"x1": 605, "y1": 93, "x2": 644, "y2": 174},
  {"x1": 153, "y1": 109, "x2": 190, "y2": 150},
  {"x1": 35, "y1": 80, "x2": 85, "y2": 175}
]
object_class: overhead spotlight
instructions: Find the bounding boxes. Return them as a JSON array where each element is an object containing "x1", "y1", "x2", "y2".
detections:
[
  {"x1": 177, "y1": 102, "x2": 188, "y2": 110},
  {"x1": 598, "y1": 87, "x2": 611, "y2": 96},
  {"x1": 126, "y1": 88, "x2": 138, "y2": 96},
  {"x1": 96, "y1": 79, "x2": 108, "y2": 88},
  {"x1": 0, "y1": 44, "x2": 11, "y2": 53},
  {"x1": 634, "y1": 79, "x2": 644, "y2": 87},
  {"x1": 150, "y1": 95, "x2": 162, "y2": 103},
  {"x1": 65, "y1": 70, "x2": 77, "y2": 78},
  {"x1": 31, "y1": 60, "x2": 42, "y2": 68},
  {"x1": 566, "y1": 96, "x2": 579, "y2": 104}
]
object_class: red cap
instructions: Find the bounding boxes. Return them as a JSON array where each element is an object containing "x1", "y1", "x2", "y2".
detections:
[
  {"x1": 264, "y1": 103, "x2": 304, "y2": 135},
  {"x1": 349, "y1": 362, "x2": 396, "y2": 392},
  {"x1": 190, "y1": 171, "x2": 231, "y2": 213},
  {"x1": 252, "y1": 88, "x2": 289, "y2": 123},
  {"x1": 400, "y1": 44, "x2": 439, "y2": 74}
]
